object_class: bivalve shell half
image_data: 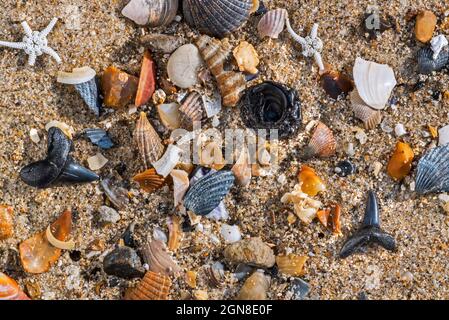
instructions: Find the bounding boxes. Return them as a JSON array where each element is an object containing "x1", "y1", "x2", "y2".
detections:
[
  {"x1": 0, "y1": 272, "x2": 30, "y2": 300},
  {"x1": 257, "y1": 8, "x2": 287, "y2": 39},
  {"x1": 124, "y1": 271, "x2": 171, "y2": 300},
  {"x1": 122, "y1": 0, "x2": 178, "y2": 27},
  {"x1": 302, "y1": 122, "x2": 336, "y2": 159},
  {"x1": 134, "y1": 112, "x2": 164, "y2": 169},
  {"x1": 132, "y1": 168, "x2": 165, "y2": 193},
  {"x1": 167, "y1": 44, "x2": 203, "y2": 89},
  {"x1": 179, "y1": 92, "x2": 204, "y2": 130},
  {"x1": 350, "y1": 89, "x2": 382, "y2": 129},
  {"x1": 415, "y1": 144, "x2": 449, "y2": 194},
  {"x1": 417, "y1": 47, "x2": 449, "y2": 75},
  {"x1": 237, "y1": 270, "x2": 270, "y2": 300}
]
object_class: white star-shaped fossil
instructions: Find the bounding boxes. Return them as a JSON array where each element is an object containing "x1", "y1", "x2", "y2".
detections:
[
  {"x1": 0, "y1": 18, "x2": 61, "y2": 66},
  {"x1": 286, "y1": 19, "x2": 324, "y2": 72}
]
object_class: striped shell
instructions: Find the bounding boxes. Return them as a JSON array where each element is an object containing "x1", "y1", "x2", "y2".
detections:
[
  {"x1": 179, "y1": 92, "x2": 204, "y2": 130},
  {"x1": 257, "y1": 8, "x2": 287, "y2": 39},
  {"x1": 124, "y1": 271, "x2": 171, "y2": 300},
  {"x1": 0, "y1": 272, "x2": 30, "y2": 300},
  {"x1": 237, "y1": 270, "x2": 270, "y2": 300},
  {"x1": 132, "y1": 168, "x2": 165, "y2": 193},
  {"x1": 302, "y1": 122, "x2": 336, "y2": 159},
  {"x1": 183, "y1": 0, "x2": 253, "y2": 38},
  {"x1": 122, "y1": 0, "x2": 178, "y2": 27},
  {"x1": 142, "y1": 240, "x2": 182, "y2": 277},
  {"x1": 196, "y1": 35, "x2": 246, "y2": 107},
  {"x1": 415, "y1": 144, "x2": 449, "y2": 194},
  {"x1": 417, "y1": 47, "x2": 449, "y2": 74},
  {"x1": 350, "y1": 89, "x2": 382, "y2": 129},
  {"x1": 183, "y1": 170, "x2": 235, "y2": 216},
  {"x1": 134, "y1": 112, "x2": 164, "y2": 169}
]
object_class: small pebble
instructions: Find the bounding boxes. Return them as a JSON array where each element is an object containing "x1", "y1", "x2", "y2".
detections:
[
  {"x1": 277, "y1": 174, "x2": 287, "y2": 184},
  {"x1": 102, "y1": 246, "x2": 145, "y2": 279},
  {"x1": 97, "y1": 205, "x2": 120, "y2": 226},
  {"x1": 345, "y1": 142, "x2": 355, "y2": 156},
  {"x1": 380, "y1": 119, "x2": 393, "y2": 133},
  {"x1": 220, "y1": 224, "x2": 241, "y2": 243},
  {"x1": 373, "y1": 161, "x2": 382, "y2": 177},
  {"x1": 335, "y1": 160, "x2": 356, "y2": 177},
  {"x1": 29, "y1": 128, "x2": 40, "y2": 143},
  {"x1": 290, "y1": 278, "x2": 310, "y2": 300},
  {"x1": 394, "y1": 123, "x2": 407, "y2": 137}
]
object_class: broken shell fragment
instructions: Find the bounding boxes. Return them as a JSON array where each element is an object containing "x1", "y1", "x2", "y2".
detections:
[
  {"x1": 157, "y1": 103, "x2": 181, "y2": 130},
  {"x1": 276, "y1": 254, "x2": 308, "y2": 277},
  {"x1": 122, "y1": 0, "x2": 178, "y2": 27},
  {"x1": 302, "y1": 122, "x2": 336, "y2": 159},
  {"x1": 135, "y1": 50, "x2": 157, "y2": 107},
  {"x1": 316, "y1": 209, "x2": 330, "y2": 228},
  {"x1": 152, "y1": 144, "x2": 182, "y2": 177},
  {"x1": 142, "y1": 240, "x2": 182, "y2": 277},
  {"x1": 125, "y1": 271, "x2": 172, "y2": 300},
  {"x1": 330, "y1": 203, "x2": 342, "y2": 235},
  {"x1": 87, "y1": 153, "x2": 108, "y2": 171},
  {"x1": 103, "y1": 246, "x2": 145, "y2": 279},
  {"x1": 185, "y1": 270, "x2": 197, "y2": 288},
  {"x1": 132, "y1": 168, "x2": 165, "y2": 193},
  {"x1": 205, "y1": 262, "x2": 225, "y2": 287},
  {"x1": 350, "y1": 89, "x2": 382, "y2": 129},
  {"x1": 0, "y1": 205, "x2": 14, "y2": 240},
  {"x1": 320, "y1": 68, "x2": 354, "y2": 99},
  {"x1": 232, "y1": 146, "x2": 252, "y2": 187},
  {"x1": 100, "y1": 178, "x2": 129, "y2": 210},
  {"x1": 167, "y1": 44, "x2": 202, "y2": 89},
  {"x1": 415, "y1": 144, "x2": 449, "y2": 194},
  {"x1": 237, "y1": 270, "x2": 270, "y2": 300},
  {"x1": 84, "y1": 128, "x2": 114, "y2": 149},
  {"x1": 19, "y1": 210, "x2": 72, "y2": 274},
  {"x1": 298, "y1": 165, "x2": 326, "y2": 197},
  {"x1": 134, "y1": 112, "x2": 165, "y2": 169},
  {"x1": 140, "y1": 33, "x2": 185, "y2": 54},
  {"x1": 415, "y1": 10, "x2": 437, "y2": 43},
  {"x1": 387, "y1": 141, "x2": 414, "y2": 181},
  {"x1": 101, "y1": 66, "x2": 138, "y2": 109},
  {"x1": 167, "y1": 216, "x2": 182, "y2": 252},
  {"x1": 224, "y1": 237, "x2": 275, "y2": 268},
  {"x1": 281, "y1": 183, "x2": 323, "y2": 224},
  {"x1": 0, "y1": 272, "x2": 30, "y2": 300},
  {"x1": 179, "y1": 92, "x2": 204, "y2": 130},
  {"x1": 257, "y1": 8, "x2": 287, "y2": 39},
  {"x1": 417, "y1": 47, "x2": 449, "y2": 75},
  {"x1": 233, "y1": 41, "x2": 260, "y2": 74},
  {"x1": 170, "y1": 169, "x2": 189, "y2": 206},
  {"x1": 198, "y1": 141, "x2": 225, "y2": 171}
]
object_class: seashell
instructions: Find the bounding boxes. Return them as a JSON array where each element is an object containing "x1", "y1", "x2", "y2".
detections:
[
  {"x1": 239, "y1": 81, "x2": 302, "y2": 138},
  {"x1": 142, "y1": 240, "x2": 182, "y2": 277},
  {"x1": 140, "y1": 33, "x2": 185, "y2": 54},
  {"x1": 417, "y1": 47, "x2": 449, "y2": 75},
  {"x1": 353, "y1": 57, "x2": 397, "y2": 110},
  {"x1": 135, "y1": 50, "x2": 157, "y2": 106},
  {"x1": 134, "y1": 112, "x2": 165, "y2": 169},
  {"x1": 196, "y1": 35, "x2": 246, "y2": 107},
  {"x1": 157, "y1": 103, "x2": 181, "y2": 130},
  {"x1": 198, "y1": 141, "x2": 225, "y2": 171},
  {"x1": 290, "y1": 278, "x2": 310, "y2": 300},
  {"x1": 415, "y1": 10, "x2": 437, "y2": 43},
  {"x1": 185, "y1": 270, "x2": 197, "y2": 288},
  {"x1": 84, "y1": 128, "x2": 114, "y2": 149},
  {"x1": 167, "y1": 44, "x2": 203, "y2": 89},
  {"x1": 205, "y1": 262, "x2": 225, "y2": 287},
  {"x1": 184, "y1": 170, "x2": 235, "y2": 216},
  {"x1": 233, "y1": 41, "x2": 259, "y2": 74},
  {"x1": 281, "y1": 183, "x2": 323, "y2": 224},
  {"x1": 0, "y1": 205, "x2": 14, "y2": 240},
  {"x1": 132, "y1": 168, "x2": 165, "y2": 193},
  {"x1": 231, "y1": 145, "x2": 252, "y2": 187},
  {"x1": 0, "y1": 272, "x2": 30, "y2": 300},
  {"x1": 276, "y1": 254, "x2": 308, "y2": 277},
  {"x1": 320, "y1": 67, "x2": 354, "y2": 99},
  {"x1": 29, "y1": 128, "x2": 40, "y2": 143},
  {"x1": 152, "y1": 89, "x2": 166, "y2": 105},
  {"x1": 302, "y1": 122, "x2": 336, "y2": 159},
  {"x1": 167, "y1": 216, "x2": 182, "y2": 252},
  {"x1": 101, "y1": 66, "x2": 138, "y2": 109},
  {"x1": 257, "y1": 8, "x2": 287, "y2": 39},
  {"x1": 330, "y1": 203, "x2": 342, "y2": 235},
  {"x1": 350, "y1": 89, "x2": 382, "y2": 129},
  {"x1": 153, "y1": 144, "x2": 183, "y2": 177},
  {"x1": 179, "y1": 92, "x2": 204, "y2": 130},
  {"x1": 316, "y1": 209, "x2": 330, "y2": 228},
  {"x1": 224, "y1": 237, "x2": 275, "y2": 268},
  {"x1": 220, "y1": 224, "x2": 242, "y2": 243},
  {"x1": 19, "y1": 210, "x2": 72, "y2": 274},
  {"x1": 387, "y1": 141, "x2": 414, "y2": 181},
  {"x1": 237, "y1": 269, "x2": 270, "y2": 300},
  {"x1": 170, "y1": 169, "x2": 189, "y2": 206},
  {"x1": 124, "y1": 271, "x2": 171, "y2": 300},
  {"x1": 183, "y1": 0, "x2": 253, "y2": 38},
  {"x1": 100, "y1": 178, "x2": 129, "y2": 210},
  {"x1": 57, "y1": 67, "x2": 101, "y2": 117},
  {"x1": 87, "y1": 153, "x2": 108, "y2": 171},
  {"x1": 415, "y1": 144, "x2": 449, "y2": 194},
  {"x1": 122, "y1": 0, "x2": 178, "y2": 27},
  {"x1": 297, "y1": 165, "x2": 326, "y2": 197}
]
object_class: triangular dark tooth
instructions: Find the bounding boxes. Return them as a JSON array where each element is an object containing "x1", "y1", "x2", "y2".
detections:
[
  {"x1": 57, "y1": 158, "x2": 99, "y2": 183},
  {"x1": 19, "y1": 160, "x2": 60, "y2": 188},
  {"x1": 46, "y1": 127, "x2": 72, "y2": 169},
  {"x1": 362, "y1": 190, "x2": 380, "y2": 227}
]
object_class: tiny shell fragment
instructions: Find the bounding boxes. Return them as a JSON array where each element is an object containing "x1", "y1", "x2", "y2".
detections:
[
  {"x1": 29, "y1": 128, "x2": 40, "y2": 143},
  {"x1": 45, "y1": 120, "x2": 74, "y2": 139},
  {"x1": 0, "y1": 205, "x2": 14, "y2": 240},
  {"x1": 140, "y1": 33, "x2": 185, "y2": 53},
  {"x1": 87, "y1": 153, "x2": 108, "y2": 171},
  {"x1": 224, "y1": 237, "x2": 275, "y2": 268},
  {"x1": 237, "y1": 270, "x2": 270, "y2": 300},
  {"x1": 167, "y1": 216, "x2": 182, "y2": 252},
  {"x1": 101, "y1": 66, "x2": 138, "y2": 109},
  {"x1": 135, "y1": 50, "x2": 157, "y2": 106},
  {"x1": 233, "y1": 41, "x2": 259, "y2": 74},
  {"x1": 185, "y1": 270, "x2": 197, "y2": 288},
  {"x1": 132, "y1": 168, "x2": 165, "y2": 193},
  {"x1": 276, "y1": 254, "x2": 308, "y2": 277},
  {"x1": 281, "y1": 183, "x2": 322, "y2": 224}
]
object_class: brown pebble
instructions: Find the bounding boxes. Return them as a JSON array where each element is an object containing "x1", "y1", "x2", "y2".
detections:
[
  {"x1": 415, "y1": 10, "x2": 437, "y2": 43},
  {"x1": 224, "y1": 237, "x2": 275, "y2": 268}
]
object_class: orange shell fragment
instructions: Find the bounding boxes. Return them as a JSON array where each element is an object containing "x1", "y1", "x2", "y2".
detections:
[
  {"x1": 135, "y1": 50, "x2": 157, "y2": 106},
  {"x1": 0, "y1": 205, "x2": 14, "y2": 240},
  {"x1": 0, "y1": 272, "x2": 30, "y2": 300},
  {"x1": 101, "y1": 66, "x2": 138, "y2": 109},
  {"x1": 298, "y1": 165, "x2": 326, "y2": 197},
  {"x1": 276, "y1": 254, "x2": 308, "y2": 277},
  {"x1": 316, "y1": 209, "x2": 330, "y2": 227},
  {"x1": 387, "y1": 141, "x2": 414, "y2": 181},
  {"x1": 132, "y1": 168, "x2": 165, "y2": 193}
]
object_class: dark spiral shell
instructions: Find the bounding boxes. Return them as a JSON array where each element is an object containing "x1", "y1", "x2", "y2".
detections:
[
  {"x1": 415, "y1": 144, "x2": 449, "y2": 194},
  {"x1": 239, "y1": 81, "x2": 302, "y2": 139},
  {"x1": 183, "y1": 0, "x2": 253, "y2": 38},
  {"x1": 417, "y1": 47, "x2": 449, "y2": 74}
]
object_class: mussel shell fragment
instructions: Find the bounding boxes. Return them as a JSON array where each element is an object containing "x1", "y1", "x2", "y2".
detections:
[
  {"x1": 239, "y1": 81, "x2": 301, "y2": 139},
  {"x1": 415, "y1": 144, "x2": 449, "y2": 194},
  {"x1": 417, "y1": 47, "x2": 449, "y2": 74},
  {"x1": 84, "y1": 128, "x2": 114, "y2": 149}
]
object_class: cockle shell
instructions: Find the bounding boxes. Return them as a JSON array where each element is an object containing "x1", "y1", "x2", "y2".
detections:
[
  {"x1": 350, "y1": 89, "x2": 382, "y2": 129},
  {"x1": 0, "y1": 205, "x2": 14, "y2": 240},
  {"x1": 142, "y1": 240, "x2": 182, "y2": 277},
  {"x1": 196, "y1": 35, "x2": 246, "y2": 107},
  {"x1": 179, "y1": 92, "x2": 204, "y2": 130},
  {"x1": 183, "y1": 170, "x2": 235, "y2": 216},
  {"x1": 387, "y1": 141, "x2": 414, "y2": 181},
  {"x1": 167, "y1": 44, "x2": 203, "y2": 89},
  {"x1": 257, "y1": 8, "x2": 287, "y2": 39},
  {"x1": 122, "y1": 0, "x2": 178, "y2": 27},
  {"x1": 297, "y1": 165, "x2": 326, "y2": 197},
  {"x1": 134, "y1": 112, "x2": 164, "y2": 169},
  {"x1": 302, "y1": 122, "x2": 336, "y2": 159},
  {"x1": 415, "y1": 144, "x2": 449, "y2": 194},
  {"x1": 417, "y1": 47, "x2": 449, "y2": 74},
  {"x1": 124, "y1": 271, "x2": 172, "y2": 300},
  {"x1": 237, "y1": 270, "x2": 270, "y2": 300},
  {"x1": 157, "y1": 103, "x2": 181, "y2": 130},
  {"x1": 135, "y1": 50, "x2": 157, "y2": 106},
  {"x1": 232, "y1": 145, "x2": 252, "y2": 187},
  {"x1": 152, "y1": 144, "x2": 183, "y2": 177},
  {"x1": 132, "y1": 168, "x2": 165, "y2": 193},
  {"x1": 170, "y1": 169, "x2": 189, "y2": 206},
  {"x1": 167, "y1": 216, "x2": 182, "y2": 252},
  {"x1": 0, "y1": 273, "x2": 30, "y2": 300},
  {"x1": 353, "y1": 57, "x2": 397, "y2": 110},
  {"x1": 183, "y1": 0, "x2": 253, "y2": 38},
  {"x1": 276, "y1": 254, "x2": 308, "y2": 277},
  {"x1": 224, "y1": 237, "x2": 275, "y2": 268}
]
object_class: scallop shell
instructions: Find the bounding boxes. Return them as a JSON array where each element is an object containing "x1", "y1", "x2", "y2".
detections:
[
  {"x1": 183, "y1": 170, "x2": 235, "y2": 216},
  {"x1": 134, "y1": 112, "x2": 164, "y2": 169},
  {"x1": 124, "y1": 271, "x2": 172, "y2": 300},
  {"x1": 231, "y1": 145, "x2": 252, "y2": 187},
  {"x1": 167, "y1": 216, "x2": 182, "y2": 252},
  {"x1": 417, "y1": 47, "x2": 449, "y2": 75},
  {"x1": 415, "y1": 144, "x2": 449, "y2": 194},
  {"x1": 276, "y1": 254, "x2": 308, "y2": 277},
  {"x1": 142, "y1": 240, "x2": 182, "y2": 277},
  {"x1": 353, "y1": 57, "x2": 397, "y2": 110},
  {"x1": 0, "y1": 273, "x2": 30, "y2": 300},
  {"x1": 257, "y1": 8, "x2": 287, "y2": 39},
  {"x1": 0, "y1": 205, "x2": 14, "y2": 240},
  {"x1": 302, "y1": 122, "x2": 336, "y2": 159},
  {"x1": 170, "y1": 169, "x2": 189, "y2": 206},
  {"x1": 196, "y1": 35, "x2": 246, "y2": 107},
  {"x1": 167, "y1": 44, "x2": 203, "y2": 89},
  {"x1": 183, "y1": 0, "x2": 253, "y2": 38},
  {"x1": 179, "y1": 92, "x2": 204, "y2": 130},
  {"x1": 132, "y1": 168, "x2": 165, "y2": 193},
  {"x1": 122, "y1": 0, "x2": 178, "y2": 27},
  {"x1": 152, "y1": 144, "x2": 183, "y2": 177},
  {"x1": 350, "y1": 89, "x2": 382, "y2": 129},
  {"x1": 157, "y1": 103, "x2": 181, "y2": 130},
  {"x1": 224, "y1": 237, "x2": 275, "y2": 268},
  {"x1": 237, "y1": 270, "x2": 270, "y2": 300}
]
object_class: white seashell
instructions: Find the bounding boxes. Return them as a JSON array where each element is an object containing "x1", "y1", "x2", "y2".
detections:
[
  {"x1": 202, "y1": 90, "x2": 222, "y2": 118},
  {"x1": 29, "y1": 128, "x2": 40, "y2": 143},
  {"x1": 152, "y1": 144, "x2": 182, "y2": 177},
  {"x1": 430, "y1": 35, "x2": 448, "y2": 60},
  {"x1": 167, "y1": 44, "x2": 203, "y2": 89},
  {"x1": 153, "y1": 227, "x2": 168, "y2": 243},
  {"x1": 122, "y1": 0, "x2": 150, "y2": 25},
  {"x1": 57, "y1": 66, "x2": 96, "y2": 85},
  {"x1": 170, "y1": 169, "x2": 189, "y2": 206},
  {"x1": 438, "y1": 125, "x2": 449, "y2": 146},
  {"x1": 87, "y1": 153, "x2": 108, "y2": 170},
  {"x1": 394, "y1": 123, "x2": 407, "y2": 137},
  {"x1": 353, "y1": 57, "x2": 397, "y2": 110},
  {"x1": 220, "y1": 224, "x2": 242, "y2": 243},
  {"x1": 205, "y1": 202, "x2": 229, "y2": 221},
  {"x1": 257, "y1": 9, "x2": 287, "y2": 39},
  {"x1": 157, "y1": 103, "x2": 181, "y2": 130}
]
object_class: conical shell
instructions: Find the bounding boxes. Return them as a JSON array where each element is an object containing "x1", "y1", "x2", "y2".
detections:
[
  {"x1": 276, "y1": 254, "x2": 308, "y2": 277},
  {"x1": 124, "y1": 271, "x2": 171, "y2": 300},
  {"x1": 170, "y1": 169, "x2": 189, "y2": 206},
  {"x1": 0, "y1": 272, "x2": 30, "y2": 300},
  {"x1": 132, "y1": 168, "x2": 165, "y2": 193},
  {"x1": 122, "y1": 0, "x2": 178, "y2": 27},
  {"x1": 183, "y1": 170, "x2": 235, "y2": 216},
  {"x1": 183, "y1": 0, "x2": 253, "y2": 38},
  {"x1": 142, "y1": 240, "x2": 182, "y2": 277},
  {"x1": 302, "y1": 122, "x2": 336, "y2": 159},
  {"x1": 417, "y1": 47, "x2": 449, "y2": 75},
  {"x1": 134, "y1": 112, "x2": 164, "y2": 169},
  {"x1": 257, "y1": 8, "x2": 287, "y2": 39},
  {"x1": 350, "y1": 89, "x2": 382, "y2": 129},
  {"x1": 237, "y1": 270, "x2": 270, "y2": 300},
  {"x1": 179, "y1": 92, "x2": 203, "y2": 130},
  {"x1": 0, "y1": 205, "x2": 14, "y2": 240},
  {"x1": 196, "y1": 35, "x2": 246, "y2": 107},
  {"x1": 415, "y1": 144, "x2": 449, "y2": 194}
]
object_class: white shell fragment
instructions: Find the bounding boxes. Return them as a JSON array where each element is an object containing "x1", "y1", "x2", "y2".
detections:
[
  {"x1": 87, "y1": 153, "x2": 109, "y2": 171},
  {"x1": 121, "y1": 0, "x2": 150, "y2": 25},
  {"x1": 394, "y1": 123, "x2": 407, "y2": 137},
  {"x1": 167, "y1": 44, "x2": 203, "y2": 89},
  {"x1": 46, "y1": 226, "x2": 75, "y2": 250},
  {"x1": 157, "y1": 103, "x2": 181, "y2": 130},
  {"x1": 220, "y1": 224, "x2": 242, "y2": 243},
  {"x1": 430, "y1": 35, "x2": 448, "y2": 60},
  {"x1": 57, "y1": 66, "x2": 96, "y2": 85},
  {"x1": 353, "y1": 57, "x2": 397, "y2": 110},
  {"x1": 258, "y1": 8, "x2": 288, "y2": 39},
  {"x1": 170, "y1": 169, "x2": 189, "y2": 206},
  {"x1": 152, "y1": 144, "x2": 183, "y2": 177},
  {"x1": 29, "y1": 128, "x2": 40, "y2": 143},
  {"x1": 202, "y1": 90, "x2": 222, "y2": 118},
  {"x1": 438, "y1": 125, "x2": 449, "y2": 146}
]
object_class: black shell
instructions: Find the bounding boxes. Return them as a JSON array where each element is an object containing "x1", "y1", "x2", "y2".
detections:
[
  {"x1": 415, "y1": 144, "x2": 449, "y2": 194},
  {"x1": 239, "y1": 81, "x2": 302, "y2": 139},
  {"x1": 417, "y1": 47, "x2": 449, "y2": 74}
]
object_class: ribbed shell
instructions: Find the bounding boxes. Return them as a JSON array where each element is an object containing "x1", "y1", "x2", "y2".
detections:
[
  {"x1": 142, "y1": 240, "x2": 182, "y2": 277},
  {"x1": 196, "y1": 35, "x2": 246, "y2": 107},
  {"x1": 179, "y1": 92, "x2": 204, "y2": 130},
  {"x1": 237, "y1": 270, "x2": 270, "y2": 300},
  {"x1": 184, "y1": 170, "x2": 235, "y2": 216},
  {"x1": 303, "y1": 122, "x2": 336, "y2": 159},
  {"x1": 124, "y1": 271, "x2": 171, "y2": 300},
  {"x1": 417, "y1": 47, "x2": 449, "y2": 75},
  {"x1": 134, "y1": 112, "x2": 164, "y2": 169},
  {"x1": 257, "y1": 8, "x2": 287, "y2": 39},
  {"x1": 415, "y1": 144, "x2": 449, "y2": 194},
  {"x1": 0, "y1": 272, "x2": 30, "y2": 300},
  {"x1": 350, "y1": 89, "x2": 382, "y2": 129},
  {"x1": 132, "y1": 168, "x2": 165, "y2": 193},
  {"x1": 183, "y1": 0, "x2": 253, "y2": 38},
  {"x1": 122, "y1": 0, "x2": 178, "y2": 27}
]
